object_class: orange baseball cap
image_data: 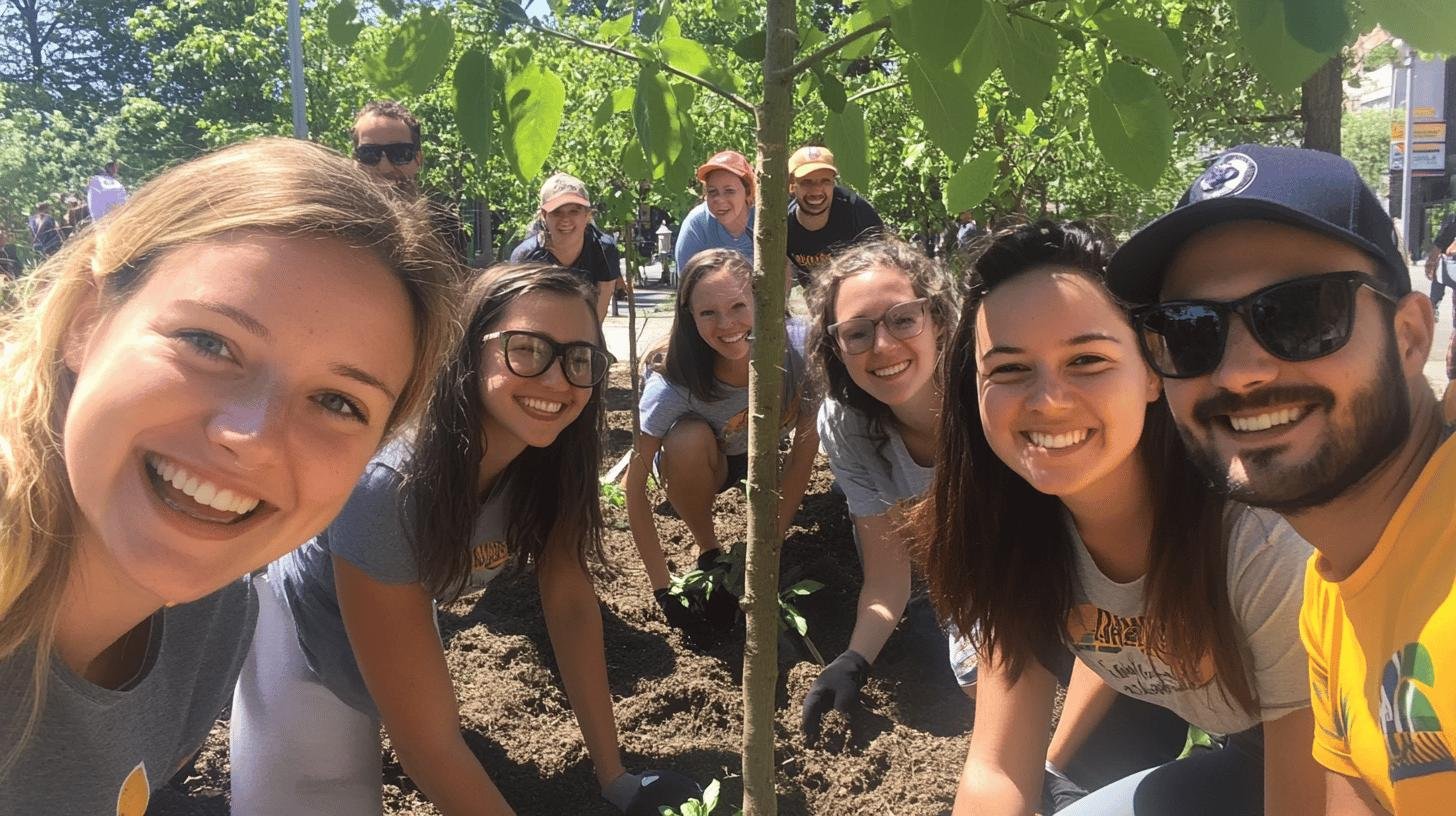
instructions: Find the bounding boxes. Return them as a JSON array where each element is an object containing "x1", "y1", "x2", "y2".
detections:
[
  {"x1": 695, "y1": 150, "x2": 756, "y2": 196},
  {"x1": 788, "y1": 145, "x2": 837, "y2": 179}
]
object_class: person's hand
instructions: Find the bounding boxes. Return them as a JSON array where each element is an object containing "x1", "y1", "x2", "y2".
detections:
[
  {"x1": 602, "y1": 769, "x2": 702, "y2": 815},
  {"x1": 800, "y1": 650, "x2": 871, "y2": 738},
  {"x1": 653, "y1": 588, "x2": 717, "y2": 649},
  {"x1": 695, "y1": 549, "x2": 741, "y2": 632}
]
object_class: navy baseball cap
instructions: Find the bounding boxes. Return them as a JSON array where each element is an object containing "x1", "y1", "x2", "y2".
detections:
[{"x1": 1107, "y1": 144, "x2": 1409, "y2": 303}]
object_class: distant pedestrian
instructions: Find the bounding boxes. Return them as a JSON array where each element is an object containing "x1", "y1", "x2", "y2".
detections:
[
  {"x1": 62, "y1": 195, "x2": 90, "y2": 239},
  {"x1": 86, "y1": 161, "x2": 128, "y2": 221},
  {"x1": 785, "y1": 145, "x2": 884, "y2": 288},
  {"x1": 1425, "y1": 212, "x2": 1455, "y2": 325},
  {"x1": 511, "y1": 173, "x2": 622, "y2": 320},
  {"x1": 0, "y1": 227, "x2": 19, "y2": 279},
  {"x1": 27, "y1": 202, "x2": 61, "y2": 258}
]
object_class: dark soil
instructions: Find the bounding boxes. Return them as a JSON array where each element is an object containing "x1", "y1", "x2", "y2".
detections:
[{"x1": 149, "y1": 370, "x2": 972, "y2": 815}]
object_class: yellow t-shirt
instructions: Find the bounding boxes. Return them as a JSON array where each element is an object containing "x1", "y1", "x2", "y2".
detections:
[{"x1": 1301, "y1": 433, "x2": 1456, "y2": 812}]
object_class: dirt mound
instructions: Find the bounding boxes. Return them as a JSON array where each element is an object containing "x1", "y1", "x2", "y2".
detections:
[{"x1": 150, "y1": 373, "x2": 970, "y2": 815}]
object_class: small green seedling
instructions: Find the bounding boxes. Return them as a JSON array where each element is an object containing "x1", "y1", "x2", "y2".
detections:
[
  {"x1": 778, "y1": 579, "x2": 826, "y2": 665},
  {"x1": 659, "y1": 779, "x2": 741, "y2": 816},
  {"x1": 599, "y1": 481, "x2": 627, "y2": 509}
]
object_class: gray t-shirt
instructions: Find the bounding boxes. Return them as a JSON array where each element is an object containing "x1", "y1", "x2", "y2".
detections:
[
  {"x1": 816, "y1": 397, "x2": 933, "y2": 518},
  {"x1": 639, "y1": 319, "x2": 810, "y2": 456},
  {"x1": 0, "y1": 578, "x2": 256, "y2": 815},
  {"x1": 1066, "y1": 504, "x2": 1312, "y2": 734},
  {"x1": 271, "y1": 439, "x2": 511, "y2": 717}
]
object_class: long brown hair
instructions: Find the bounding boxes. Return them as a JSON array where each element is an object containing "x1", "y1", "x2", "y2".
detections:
[
  {"x1": 649, "y1": 248, "x2": 752, "y2": 401},
  {"x1": 914, "y1": 221, "x2": 1255, "y2": 714},
  {"x1": 406, "y1": 263, "x2": 610, "y2": 603},
  {"x1": 0, "y1": 136, "x2": 458, "y2": 765}
]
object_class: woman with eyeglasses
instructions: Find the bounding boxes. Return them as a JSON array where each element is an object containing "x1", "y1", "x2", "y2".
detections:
[
  {"x1": 798, "y1": 237, "x2": 956, "y2": 734},
  {"x1": 0, "y1": 137, "x2": 457, "y2": 813},
  {"x1": 916, "y1": 222, "x2": 1325, "y2": 815},
  {"x1": 625, "y1": 248, "x2": 818, "y2": 648},
  {"x1": 231, "y1": 264, "x2": 698, "y2": 816},
  {"x1": 511, "y1": 174, "x2": 622, "y2": 321}
]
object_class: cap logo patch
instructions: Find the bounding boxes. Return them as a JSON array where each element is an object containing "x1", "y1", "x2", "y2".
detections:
[{"x1": 1196, "y1": 152, "x2": 1258, "y2": 199}]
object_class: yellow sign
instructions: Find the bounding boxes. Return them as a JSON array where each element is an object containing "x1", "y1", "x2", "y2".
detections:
[
  {"x1": 1391, "y1": 121, "x2": 1447, "y2": 141},
  {"x1": 1415, "y1": 106, "x2": 1438, "y2": 119}
]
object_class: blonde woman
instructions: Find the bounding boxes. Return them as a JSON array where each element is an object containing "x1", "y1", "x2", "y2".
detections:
[{"x1": 0, "y1": 137, "x2": 456, "y2": 814}]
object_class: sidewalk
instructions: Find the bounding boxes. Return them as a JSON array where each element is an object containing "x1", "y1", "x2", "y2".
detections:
[{"x1": 603, "y1": 278, "x2": 674, "y2": 365}]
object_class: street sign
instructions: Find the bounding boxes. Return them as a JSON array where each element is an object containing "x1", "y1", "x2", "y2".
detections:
[
  {"x1": 1390, "y1": 141, "x2": 1447, "y2": 172},
  {"x1": 1391, "y1": 121, "x2": 1447, "y2": 141}
]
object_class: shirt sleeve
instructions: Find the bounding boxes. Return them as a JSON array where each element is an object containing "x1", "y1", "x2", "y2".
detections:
[
  {"x1": 1300, "y1": 560, "x2": 1360, "y2": 776},
  {"x1": 1226, "y1": 506, "x2": 1313, "y2": 721},
  {"x1": 817, "y1": 401, "x2": 892, "y2": 518},
  {"x1": 326, "y1": 461, "x2": 420, "y2": 585},
  {"x1": 599, "y1": 234, "x2": 622, "y2": 282},
  {"x1": 509, "y1": 235, "x2": 535, "y2": 262},
  {"x1": 675, "y1": 207, "x2": 707, "y2": 272},
  {"x1": 638, "y1": 373, "x2": 689, "y2": 440},
  {"x1": 852, "y1": 194, "x2": 884, "y2": 234}
]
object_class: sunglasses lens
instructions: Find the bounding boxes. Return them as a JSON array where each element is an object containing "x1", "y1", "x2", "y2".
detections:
[
  {"x1": 1249, "y1": 276, "x2": 1354, "y2": 361},
  {"x1": 1138, "y1": 304, "x2": 1226, "y2": 378},
  {"x1": 505, "y1": 334, "x2": 553, "y2": 377},
  {"x1": 384, "y1": 144, "x2": 418, "y2": 165},
  {"x1": 354, "y1": 146, "x2": 384, "y2": 165}
]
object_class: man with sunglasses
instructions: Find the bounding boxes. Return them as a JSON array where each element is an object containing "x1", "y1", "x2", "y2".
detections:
[
  {"x1": 1108, "y1": 144, "x2": 1450, "y2": 814},
  {"x1": 350, "y1": 100, "x2": 468, "y2": 263}
]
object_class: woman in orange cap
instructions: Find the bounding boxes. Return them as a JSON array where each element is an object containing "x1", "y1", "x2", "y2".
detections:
[{"x1": 674, "y1": 150, "x2": 756, "y2": 271}]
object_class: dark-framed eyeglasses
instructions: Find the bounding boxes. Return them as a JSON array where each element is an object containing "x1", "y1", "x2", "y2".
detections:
[
  {"x1": 827, "y1": 298, "x2": 930, "y2": 355},
  {"x1": 1130, "y1": 271, "x2": 1397, "y2": 379},
  {"x1": 353, "y1": 142, "x2": 419, "y2": 167},
  {"x1": 482, "y1": 330, "x2": 614, "y2": 388}
]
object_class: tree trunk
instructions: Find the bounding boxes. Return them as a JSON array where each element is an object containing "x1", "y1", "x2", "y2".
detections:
[
  {"x1": 1301, "y1": 54, "x2": 1344, "y2": 154},
  {"x1": 742, "y1": 0, "x2": 796, "y2": 813}
]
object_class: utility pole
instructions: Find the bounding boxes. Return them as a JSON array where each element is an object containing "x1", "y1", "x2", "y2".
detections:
[
  {"x1": 288, "y1": 0, "x2": 308, "y2": 139},
  {"x1": 1399, "y1": 41, "x2": 1415, "y2": 254}
]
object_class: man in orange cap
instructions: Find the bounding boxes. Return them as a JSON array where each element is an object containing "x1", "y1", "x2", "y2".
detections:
[{"x1": 786, "y1": 145, "x2": 883, "y2": 288}]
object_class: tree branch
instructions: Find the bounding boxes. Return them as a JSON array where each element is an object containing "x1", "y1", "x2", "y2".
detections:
[
  {"x1": 779, "y1": 16, "x2": 890, "y2": 80},
  {"x1": 527, "y1": 20, "x2": 755, "y2": 114},
  {"x1": 1008, "y1": 7, "x2": 1080, "y2": 39},
  {"x1": 846, "y1": 79, "x2": 906, "y2": 102}
]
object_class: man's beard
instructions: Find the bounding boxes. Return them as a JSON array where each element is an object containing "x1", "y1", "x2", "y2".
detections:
[{"x1": 1177, "y1": 332, "x2": 1411, "y2": 513}]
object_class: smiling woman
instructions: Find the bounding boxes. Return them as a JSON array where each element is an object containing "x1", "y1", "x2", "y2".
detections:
[{"x1": 0, "y1": 137, "x2": 457, "y2": 814}]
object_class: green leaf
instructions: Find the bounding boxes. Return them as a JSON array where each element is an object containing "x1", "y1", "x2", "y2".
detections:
[
  {"x1": 703, "y1": 780, "x2": 721, "y2": 812},
  {"x1": 501, "y1": 61, "x2": 566, "y2": 182},
  {"x1": 600, "y1": 12, "x2": 633, "y2": 43},
  {"x1": 377, "y1": 0, "x2": 401, "y2": 18},
  {"x1": 838, "y1": 8, "x2": 884, "y2": 61},
  {"x1": 956, "y1": 0, "x2": 1001, "y2": 93},
  {"x1": 905, "y1": 52, "x2": 979, "y2": 161},
  {"x1": 817, "y1": 70, "x2": 847, "y2": 113},
  {"x1": 786, "y1": 607, "x2": 808, "y2": 636},
  {"x1": 1367, "y1": 0, "x2": 1456, "y2": 55},
  {"x1": 633, "y1": 67, "x2": 683, "y2": 178},
  {"x1": 733, "y1": 29, "x2": 766, "y2": 62},
  {"x1": 639, "y1": 0, "x2": 673, "y2": 39},
  {"x1": 361, "y1": 8, "x2": 455, "y2": 97},
  {"x1": 1088, "y1": 62, "x2": 1173, "y2": 190},
  {"x1": 714, "y1": 0, "x2": 740, "y2": 21},
  {"x1": 1281, "y1": 0, "x2": 1350, "y2": 53},
  {"x1": 1000, "y1": 13, "x2": 1059, "y2": 106},
  {"x1": 661, "y1": 36, "x2": 711, "y2": 76},
  {"x1": 327, "y1": 0, "x2": 363, "y2": 47},
  {"x1": 892, "y1": 0, "x2": 981, "y2": 68},
  {"x1": 496, "y1": 0, "x2": 529, "y2": 26},
  {"x1": 453, "y1": 47, "x2": 495, "y2": 167},
  {"x1": 1093, "y1": 11, "x2": 1183, "y2": 83},
  {"x1": 943, "y1": 150, "x2": 999, "y2": 212},
  {"x1": 798, "y1": 26, "x2": 827, "y2": 57},
  {"x1": 661, "y1": 15, "x2": 683, "y2": 39},
  {"x1": 593, "y1": 87, "x2": 635, "y2": 129},
  {"x1": 784, "y1": 579, "x2": 825, "y2": 596},
  {"x1": 682, "y1": 802, "x2": 705, "y2": 816},
  {"x1": 1232, "y1": 0, "x2": 1336, "y2": 93}
]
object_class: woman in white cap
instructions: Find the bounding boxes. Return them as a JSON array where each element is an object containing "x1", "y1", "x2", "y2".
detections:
[
  {"x1": 674, "y1": 150, "x2": 756, "y2": 272},
  {"x1": 512, "y1": 173, "x2": 622, "y2": 320}
]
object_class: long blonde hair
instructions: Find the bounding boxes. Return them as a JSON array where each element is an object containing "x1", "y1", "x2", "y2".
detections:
[{"x1": 0, "y1": 136, "x2": 459, "y2": 750}]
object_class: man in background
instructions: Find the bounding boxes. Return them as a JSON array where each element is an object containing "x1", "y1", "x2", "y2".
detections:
[
  {"x1": 785, "y1": 145, "x2": 883, "y2": 288},
  {"x1": 350, "y1": 100, "x2": 468, "y2": 263},
  {"x1": 27, "y1": 203, "x2": 61, "y2": 259},
  {"x1": 86, "y1": 161, "x2": 128, "y2": 221}
]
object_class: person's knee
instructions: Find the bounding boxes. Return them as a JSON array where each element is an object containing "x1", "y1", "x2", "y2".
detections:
[{"x1": 661, "y1": 420, "x2": 719, "y2": 481}]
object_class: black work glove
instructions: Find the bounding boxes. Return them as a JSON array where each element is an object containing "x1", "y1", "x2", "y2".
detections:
[
  {"x1": 1040, "y1": 767, "x2": 1089, "y2": 813},
  {"x1": 654, "y1": 587, "x2": 717, "y2": 649},
  {"x1": 696, "y1": 549, "x2": 741, "y2": 631},
  {"x1": 800, "y1": 649, "x2": 871, "y2": 738},
  {"x1": 602, "y1": 769, "x2": 703, "y2": 815}
]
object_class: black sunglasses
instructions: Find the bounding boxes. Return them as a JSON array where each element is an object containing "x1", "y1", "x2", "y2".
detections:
[
  {"x1": 1130, "y1": 271, "x2": 1397, "y2": 379},
  {"x1": 482, "y1": 330, "x2": 614, "y2": 388},
  {"x1": 827, "y1": 298, "x2": 930, "y2": 355},
  {"x1": 353, "y1": 142, "x2": 418, "y2": 167}
]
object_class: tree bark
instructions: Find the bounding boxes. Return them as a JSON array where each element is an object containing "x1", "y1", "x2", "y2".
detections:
[
  {"x1": 1301, "y1": 54, "x2": 1344, "y2": 154},
  {"x1": 742, "y1": 1, "x2": 796, "y2": 813}
]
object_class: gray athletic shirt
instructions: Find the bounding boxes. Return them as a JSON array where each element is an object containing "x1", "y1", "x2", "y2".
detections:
[
  {"x1": 816, "y1": 397, "x2": 933, "y2": 518},
  {"x1": 1066, "y1": 504, "x2": 1312, "y2": 734},
  {"x1": 639, "y1": 319, "x2": 810, "y2": 456},
  {"x1": 270, "y1": 439, "x2": 512, "y2": 717},
  {"x1": 0, "y1": 578, "x2": 256, "y2": 815}
]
